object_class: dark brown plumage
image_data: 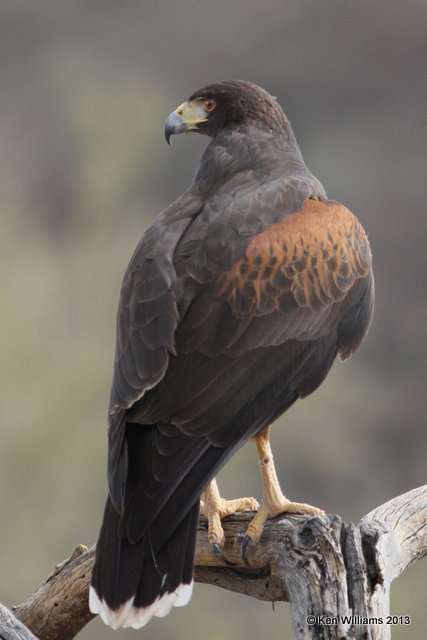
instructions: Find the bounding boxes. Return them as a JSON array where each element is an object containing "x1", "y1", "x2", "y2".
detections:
[{"x1": 90, "y1": 80, "x2": 374, "y2": 629}]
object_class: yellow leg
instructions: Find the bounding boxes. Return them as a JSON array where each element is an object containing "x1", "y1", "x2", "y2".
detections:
[
  {"x1": 201, "y1": 477, "x2": 259, "y2": 547},
  {"x1": 245, "y1": 426, "x2": 324, "y2": 546}
]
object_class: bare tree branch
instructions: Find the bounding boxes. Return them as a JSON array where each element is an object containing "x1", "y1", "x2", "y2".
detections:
[
  {"x1": 361, "y1": 484, "x2": 427, "y2": 580},
  {"x1": 5, "y1": 485, "x2": 426, "y2": 640},
  {"x1": 0, "y1": 603, "x2": 38, "y2": 640}
]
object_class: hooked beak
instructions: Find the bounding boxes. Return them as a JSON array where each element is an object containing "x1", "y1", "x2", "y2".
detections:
[{"x1": 164, "y1": 100, "x2": 209, "y2": 144}]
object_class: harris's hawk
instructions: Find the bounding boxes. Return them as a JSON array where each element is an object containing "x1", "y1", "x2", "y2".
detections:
[{"x1": 90, "y1": 80, "x2": 374, "y2": 628}]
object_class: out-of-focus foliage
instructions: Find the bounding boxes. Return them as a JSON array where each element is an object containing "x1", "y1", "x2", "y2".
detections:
[{"x1": 0, "y1": 1, "x2": 425, "y2": 638}]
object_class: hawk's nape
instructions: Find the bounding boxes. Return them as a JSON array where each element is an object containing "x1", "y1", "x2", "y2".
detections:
[{"x1": 90, "y1": 80, "x2": 374, "y2": 629}]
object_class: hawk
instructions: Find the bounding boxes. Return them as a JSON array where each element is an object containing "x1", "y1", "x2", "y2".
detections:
[{"x1": 90, "y1": 80, "x2": 374, "y2": 628}]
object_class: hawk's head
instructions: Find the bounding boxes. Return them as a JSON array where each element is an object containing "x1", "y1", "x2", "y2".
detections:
[{"x1": 164, "y1": 80, "x2": 289, "y2": 143}]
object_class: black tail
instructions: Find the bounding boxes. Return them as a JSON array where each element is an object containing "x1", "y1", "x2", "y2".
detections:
[
  {"x1": 90, "y1": 493, "x2": 199, "y2": 629},
  {"x1": 89, "y1": 421, "x2": 237, "y2": 629}
]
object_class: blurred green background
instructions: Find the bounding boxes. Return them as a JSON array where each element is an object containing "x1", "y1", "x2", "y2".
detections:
[{"x1": 1, "y1": 1, "x2": 425, "y2": 638}]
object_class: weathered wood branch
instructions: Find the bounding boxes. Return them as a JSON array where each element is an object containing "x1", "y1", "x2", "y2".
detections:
[
  {"x1": 3, "y1": 485, "x2": 426, "y2": 640},
  {"x1": 9, "y1": 545, "x2": 95, "y2": 640},
  {"x1": 0, "y1": 603, "x2": 38, "y2": 640}
]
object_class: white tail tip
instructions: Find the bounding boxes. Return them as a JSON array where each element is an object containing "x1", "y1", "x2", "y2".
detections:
[{"x1": 89, "y1": 582, "x2": 193, "y2": 629}]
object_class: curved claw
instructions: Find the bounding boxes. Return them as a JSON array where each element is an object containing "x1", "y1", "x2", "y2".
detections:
[
  {"x1": 212, "y1": 542, "x2": 236, "y2": 567},
  {"x1": 240, "y1": 534, "x2": 253, "y2": 566}
]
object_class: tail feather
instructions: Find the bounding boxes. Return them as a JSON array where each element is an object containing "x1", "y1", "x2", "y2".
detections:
[
  {"x1": 90, "y1": 496, "x2": 199, "y2": 629},
  {"x1": 91, "y1": 419, "x2": 237, "y2": 629}
]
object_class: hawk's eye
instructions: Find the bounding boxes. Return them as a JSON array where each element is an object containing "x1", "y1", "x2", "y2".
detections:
[{"x1": 204, "y1": 98, "x2": 216, "y2": 112}]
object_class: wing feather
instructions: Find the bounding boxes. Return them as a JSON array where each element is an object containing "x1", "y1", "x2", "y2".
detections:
[{"x1": 107, "y1": 190, "x2": 203, "y2": 509}]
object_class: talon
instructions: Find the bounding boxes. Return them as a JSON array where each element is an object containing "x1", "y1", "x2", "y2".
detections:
[
  {"x1": 212, "y1": 542, "x2": 236, "y2": 567},
  {"x1": 241, "y1": 534, "x2": 253, "y2": 566},
  {"x1": 201, "y1": 478, "x2": 259, "y2": 566}
]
